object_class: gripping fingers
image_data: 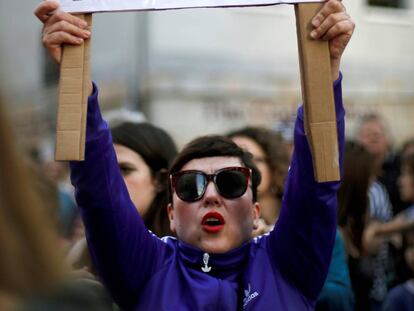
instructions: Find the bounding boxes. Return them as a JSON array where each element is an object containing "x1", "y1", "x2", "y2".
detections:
[
  {"x1": 43, "y1": 31, "x2": 85, "y2": 48},
  {"x1": 44, "y1": 19, "x2": 90, "y2": 41},
  {"x1": 43, "y1": 31, "x2": 85, "y2": 63},
  {"x1": 47, "y1": 10, "x2": 89, "y2": 30},
  {"x1": 321, "y1": 19, "x2": 354, "y2": 41},
  {"x1": 42, "y1": 30, "x2": 85, "y2": 64},
  {"x1": 311, "y1": 0, "x2": 345, "y2": 28},
  {"x1": 311, "y1": 12, "x2": 350, "y2": 40}
]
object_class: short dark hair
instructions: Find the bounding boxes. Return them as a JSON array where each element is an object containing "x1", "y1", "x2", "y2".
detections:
[
  {"x1": 111, "y1": 122, "x2": 178, "y2": 236},
  {"x1": 169, "y1": 135, "x2": 261, "y2": 202}
]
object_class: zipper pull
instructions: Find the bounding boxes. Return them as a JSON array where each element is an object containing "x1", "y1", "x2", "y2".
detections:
[{"x1": 201, "y1": 253, "x2": 212, "y2": 273}]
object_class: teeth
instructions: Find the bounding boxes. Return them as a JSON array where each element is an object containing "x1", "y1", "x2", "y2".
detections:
[{"x1": 205, "y1": 217, "x2": 221, "y2": 226}]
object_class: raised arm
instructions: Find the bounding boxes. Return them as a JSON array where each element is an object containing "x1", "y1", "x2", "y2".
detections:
[
  {"x1": 267, "y1": 0, "x2": 354, "y2": 301},
  {"x1": 35, "y1": 2, "x2": 171, "y2": 309}
]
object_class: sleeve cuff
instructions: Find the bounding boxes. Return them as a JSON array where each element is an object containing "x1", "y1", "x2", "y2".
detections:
[
  {"x1": 86, "y1": 82, "x2": 109, "y2": 140},
  {"x1": 333, "y1": 71, "x2": 345, "y2": 120},
  {"x1": 333, "y1": 71, "x2": 343, "y2": 88}
]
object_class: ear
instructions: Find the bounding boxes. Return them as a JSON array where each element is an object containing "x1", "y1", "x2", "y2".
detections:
[
  {"x1": 252, "y1": 202, "x2": 261, "y2": 229},
  {"x1": 167, "y1": 203, "x2": 176, "y2": 234}
]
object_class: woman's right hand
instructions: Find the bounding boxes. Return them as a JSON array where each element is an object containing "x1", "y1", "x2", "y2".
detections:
[{"x1": 34, "y1": 0, "x2": 91, "y2": 64}]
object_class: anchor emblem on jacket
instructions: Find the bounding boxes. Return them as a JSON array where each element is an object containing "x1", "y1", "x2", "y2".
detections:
[{"x1": 201, "y1": 253, "x2": 212, "y2": 273}]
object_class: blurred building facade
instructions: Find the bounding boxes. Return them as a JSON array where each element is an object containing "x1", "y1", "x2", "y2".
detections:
[{"x1": 0, "y1": 0, "x2": 413, "y2": 152}]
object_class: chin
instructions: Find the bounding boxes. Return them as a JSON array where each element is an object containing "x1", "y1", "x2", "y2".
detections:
[
  {"x1": 203, "y1": 246, "x2": 230, "y2": 254},
  {"x1": 200, "y1": 240, "x2": 232, "y2": 254}
]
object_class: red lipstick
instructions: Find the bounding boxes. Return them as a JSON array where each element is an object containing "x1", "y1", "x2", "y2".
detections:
[{"x1": 201, "y1": 212, "x2": 225, "y2": 233}]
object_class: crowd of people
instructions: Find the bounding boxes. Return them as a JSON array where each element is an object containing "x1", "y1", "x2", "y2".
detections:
[{"x1": 1, "y1": 0, "x2": 413, "y2": 310}]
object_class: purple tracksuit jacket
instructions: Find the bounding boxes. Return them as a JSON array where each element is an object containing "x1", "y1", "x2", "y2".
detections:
[{"x1": 70, "y1": 74, "x2": 345, "y2": 311}]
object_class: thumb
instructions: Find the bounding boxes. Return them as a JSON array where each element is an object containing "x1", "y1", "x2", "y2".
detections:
[{"x1": 49, "y1": 47, "x2": 62, "y2": 64}]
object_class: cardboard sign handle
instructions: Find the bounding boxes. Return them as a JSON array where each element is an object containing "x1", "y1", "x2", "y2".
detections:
[
  {"x1": 295, "y1": 3, "x2": 340, "y2": 182},
  {"x1": 55, "y1": 14, "x2": 92, "y2": 161}
]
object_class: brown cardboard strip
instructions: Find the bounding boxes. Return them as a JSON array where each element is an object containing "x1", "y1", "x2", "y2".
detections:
[
  {"x1": 55, "y1": 14, "x2": 92, "y2": 161},
  {"x1": 295, "y1": 3, "x2": 340, "y2": 182}
]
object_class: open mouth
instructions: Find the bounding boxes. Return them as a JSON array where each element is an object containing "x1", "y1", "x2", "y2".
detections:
[{"x1": 201, "y1": 212, "x2": 225, "y2": 233}]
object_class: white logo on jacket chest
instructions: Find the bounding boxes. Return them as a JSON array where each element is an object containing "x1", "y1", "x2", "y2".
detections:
[
  {"x1": 201, "y1": 253, "x2": 212, "y2": 273},
  {"x1": 243, "y1": 283, "x2": 259, "y2": 309}
]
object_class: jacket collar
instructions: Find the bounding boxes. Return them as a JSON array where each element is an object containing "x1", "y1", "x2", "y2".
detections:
[{"x1": 177, "y1": 239, "x2": 251, "y2": 280}]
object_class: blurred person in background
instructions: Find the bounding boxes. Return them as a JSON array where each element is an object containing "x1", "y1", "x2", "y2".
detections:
[
  {"x1": 228, "y1": 126, "x2": 290, "y2": 232},
  {"x1": 366, "y1": 179, "x2": 394, "y2": 310},
  {"x1": 0, "y1": 93, "x2": 63, "y2": 310},
  {"x1": 382, "y1": 229, "x2": 414, "y2": 311},
  {"x1": 0, "y1": 92, "x2": 112, "y2": 310},
  {"x1": 356, "y1": 114, "x2": 399, "y2": 310},
  {"x1": 356, "y1": 113, "x2": 408, "y2": 215},
  {"x1": 399, "y1": 153, "x2": 414, "y2": 217},
  {"x1": 338, "y1": 141, "x2": 414, "y2": 311},
  {"x1": 41, "y1": 160, "x2": 81, "y2": 245},
  {"x1": 337, "y1": 141, "x2": 377, "y2": 311},
  {"x1": 390, "y1": 153, "x2": 414, "y2": 288}
]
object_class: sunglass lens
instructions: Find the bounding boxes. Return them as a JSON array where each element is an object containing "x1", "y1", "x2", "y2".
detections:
[
  {"x1": 215, "y1": 170, "x2": 248, "y2": 199},
  {"x1": 176, "y1": 173, "x2": 206, "y2": 201}
]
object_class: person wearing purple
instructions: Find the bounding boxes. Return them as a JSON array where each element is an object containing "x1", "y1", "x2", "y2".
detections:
[{"x1": 35, "y1": 0, "x2": 355, "y2": 310}]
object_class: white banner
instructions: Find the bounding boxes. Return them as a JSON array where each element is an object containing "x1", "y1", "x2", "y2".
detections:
[{"x1": 59, "y1": 0, "x2": 323, "y2": 13}]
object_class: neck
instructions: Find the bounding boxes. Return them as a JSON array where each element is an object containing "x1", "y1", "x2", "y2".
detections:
[{"x1": 259, "y1": 193, "x2": 280, "y2": 225}]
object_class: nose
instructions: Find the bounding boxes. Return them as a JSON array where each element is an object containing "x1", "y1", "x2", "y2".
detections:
[{"x1": 202, "y1": 181, "x2": 221, "y2": 207}]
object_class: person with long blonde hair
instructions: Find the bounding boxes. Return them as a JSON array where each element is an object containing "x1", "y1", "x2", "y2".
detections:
[
  {"x1": 0, "y1": 94, "x2": 64, "y2": 309},
  {"x1": 0, "y1": 93, "x2": 113, "y2": 310}
]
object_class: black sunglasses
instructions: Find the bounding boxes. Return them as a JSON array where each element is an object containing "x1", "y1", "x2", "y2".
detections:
[{"x1": 171, "y1": 166, "x2": 251, "y2": 202}]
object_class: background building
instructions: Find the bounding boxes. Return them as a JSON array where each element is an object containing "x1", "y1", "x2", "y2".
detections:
[{"x1": 0, "y1": 0, "x2": 413, "y2": 153}]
